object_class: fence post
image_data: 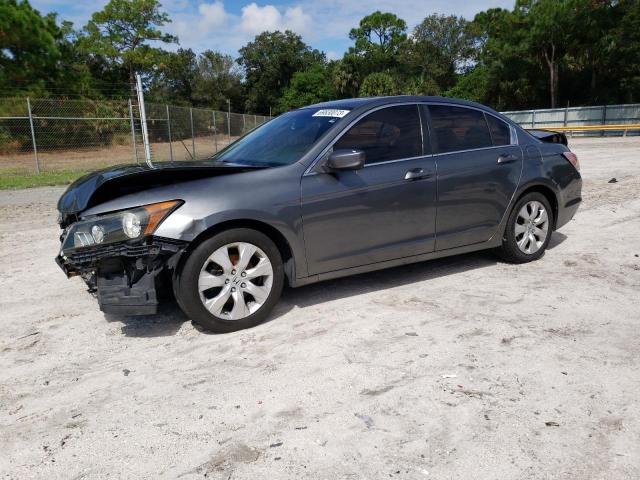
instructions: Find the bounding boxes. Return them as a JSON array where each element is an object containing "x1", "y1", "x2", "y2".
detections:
[
  {"x1": 242, "y1": 113, "x2": 246, "y2": 134},
  {"x1": 564, "y1": 106, "x2": 568, "y2": 127},
  {"x1": 212, "y1": 111, "x2": 218, "y2": 153},
  {"x1": 26, "y1": 97, "x2": 40, "y2": 174},
  {"x1": 135, "y1": 73, "x2": 152, "y2": 167},
  {"x1": 190, "y1": 107, "x2": 196, "y2": 159},
  {"x1": 601, "y1": 105, "x2": 607, "y2": 137},
  {"x1": 531, "y1": 110, "x2": 536, "y2": 129},
  {"x1": 226, "y1": 100, "x2": 231, "y2": 146},
  {"x1": 166, "y1": 105, "x2": 173, "y2": 163},
  {"x1": 128, "y1": 98, "x2": 139, "y2": 164}
]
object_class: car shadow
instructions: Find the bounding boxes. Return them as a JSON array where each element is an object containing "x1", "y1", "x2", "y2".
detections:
[
  {"x1": 104, "y1": 302, "x2": 189, "y2": 338},
  {"x1": 547, "y1": 231, "x2": 568, "y2": 250},
  {"x1": 107, "y1": 232, "x2": 568, "y2": 336},
  {"x1": 279, "y1": 250, "x2": 498, "y2": 312}
]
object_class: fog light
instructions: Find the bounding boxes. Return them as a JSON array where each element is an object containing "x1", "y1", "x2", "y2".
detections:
[
  {"x1": 122, "y1": 212, "x2": 142, "y2": 238},
  {"x1": 91, "y1": 225, "x2": 105, "y2": 244}
]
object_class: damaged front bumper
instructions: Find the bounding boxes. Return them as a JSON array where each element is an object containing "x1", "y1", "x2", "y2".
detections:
[{"x1": 56, "y1": 237, "x2": 188, "y2": 315}]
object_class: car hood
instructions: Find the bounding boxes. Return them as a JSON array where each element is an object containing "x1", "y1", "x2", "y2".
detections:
[{"x1": 57, "y1": 161, "x2": 262, "y2": 223}]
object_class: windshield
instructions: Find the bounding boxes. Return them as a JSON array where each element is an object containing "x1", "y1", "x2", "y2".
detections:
[{"x1": 212, "y1": 108, "x2": 348, "y2": 167}]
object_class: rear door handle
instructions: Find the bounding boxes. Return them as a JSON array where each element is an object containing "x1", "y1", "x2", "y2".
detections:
[
  {"x1": 404, "y1": 168, "x2": 433, "y2": 180},
  {"x1": 497, "y1": 154, "x2": 519, "y2": 165}
]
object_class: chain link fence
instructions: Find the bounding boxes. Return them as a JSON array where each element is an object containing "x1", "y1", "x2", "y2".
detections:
[
  {"x1": 0, "y1": 97, "x2": 270, "y2": 175},
  {"x1": 145, "y1": 103, "x2": 269, "y2": 163},
  {"x1": 2, "y1": 97, "x2": 638, "y2": 176}
]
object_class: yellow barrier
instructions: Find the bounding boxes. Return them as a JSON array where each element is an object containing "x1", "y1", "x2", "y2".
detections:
[{"x1": 534, "y1": 124, "x2": 640, "y2": 136}]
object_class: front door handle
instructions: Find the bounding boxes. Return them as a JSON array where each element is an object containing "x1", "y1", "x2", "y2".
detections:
[
  {"x1": 497, "y1": 153, "x2": 519, "y2": 165},
  {"x1": 404, "y1": 168, "x2": 433, "y2": 180}
]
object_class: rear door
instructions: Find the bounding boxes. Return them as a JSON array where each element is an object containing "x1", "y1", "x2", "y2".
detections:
[
  {"x1": 300, "y1": 104, "x2": 437, "y2": 275},
  {"x1": 426, "y1": 104, "x2": 522, "y2": 250}
]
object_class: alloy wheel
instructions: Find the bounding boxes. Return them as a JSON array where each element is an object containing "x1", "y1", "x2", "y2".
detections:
[
  {"x1": 197, "y1": 242, "x2": 273, "y2": 320},
  {"x1": 515, "y1": 200, "x2": 549, "y2": 254}
]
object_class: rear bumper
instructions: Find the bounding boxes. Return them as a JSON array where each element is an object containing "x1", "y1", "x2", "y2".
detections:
[
  {"x1": 556, "y1": 175, "x2": 582, "y2": 230},
  {"x1": 57, "y1": 237, "x2": 188, "y2": 316},
  {"x1": 556, "y1": 197, "x2": 581, "y2": 230}
]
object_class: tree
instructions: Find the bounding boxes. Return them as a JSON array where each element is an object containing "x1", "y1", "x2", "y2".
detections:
[
  {"x1": 277, "y1": 64, "x2": 336, "y2": 112},
  {"x1": 613, "y1": 0, "x2": 640, "y2": 102},
  {"x1": 81, "y1": 0, "x2": 177, "y2": 87},
  {"x1": 359, "y1": 72, "x2": 398, "y2": 97},
  {"x1": 192, "y1": 51, "x2": 244, "y2": 111},
  {"x1": 348, "y1": 11, "x2": 407, "y2": 73},
  {"x1": 149, "y1": 48, "x2": 197, "y2": 105},
  {"x1": 0, "y1": 0, "x2": 61, "y2": 95},
  {"x1": 408, "y1": 14, "x2": 475, "y2": 90},
  {"x1": 467, "y1": 7, "x2": 543, "y2": 110},
  {"x1": 521, "y1": 0, "x2": 575, "y2": 108},
  {"x1": 332, "y1": 57, "x2": 361, "y2": 98},
  {"x1": 237, "y1": 30, "x2": 324, "y2": 114}
]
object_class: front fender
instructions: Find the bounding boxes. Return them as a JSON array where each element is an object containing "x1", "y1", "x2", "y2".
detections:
[{"x1": 156, "y1": 207, "x2": 307, "y2": 279}]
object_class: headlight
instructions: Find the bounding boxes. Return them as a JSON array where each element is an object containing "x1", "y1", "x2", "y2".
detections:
[
  {"x1": 122, "y1": 212, "x2": 142, "y2": 238},
  {"x1": 62, "y1": 200, "x2": 182, "y2": 251}
]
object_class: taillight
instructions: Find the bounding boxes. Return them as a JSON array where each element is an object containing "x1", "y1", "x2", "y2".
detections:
[{"x1": 562, "y1": 151, "x2": 580, "y2": 171}]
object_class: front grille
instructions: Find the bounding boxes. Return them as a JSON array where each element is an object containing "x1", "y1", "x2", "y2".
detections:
[{"x1": 64, "y1": 237, "x2": 186, "y2": 265}]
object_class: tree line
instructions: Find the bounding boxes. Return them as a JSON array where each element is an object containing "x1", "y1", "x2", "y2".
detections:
[{"x1": 1, "y1": 0, "x2": 639, "y2": 116}]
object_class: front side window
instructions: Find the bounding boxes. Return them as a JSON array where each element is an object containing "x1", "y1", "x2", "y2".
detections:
[
  {"x1": 333, "y1": 105, "x2": 422, "y2": 164},
  {"x1": 429, "y1": 105, "x2": 493, "y2": 154}
]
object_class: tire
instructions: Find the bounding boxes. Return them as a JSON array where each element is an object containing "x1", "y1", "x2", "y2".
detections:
[
  {"x1": 495, "y1": 192, "x2": 554, "y2": 264},
  {"x1": 174, "y1": 228, "x2": 284, "y2": 333}
]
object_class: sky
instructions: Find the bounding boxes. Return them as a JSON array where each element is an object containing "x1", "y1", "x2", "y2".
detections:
[{"x1": 31, "y1": 0, "x2": 515, "y2": 58}]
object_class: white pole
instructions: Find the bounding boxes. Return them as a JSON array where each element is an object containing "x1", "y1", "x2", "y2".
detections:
[
  {"x1": 26, "y1": 97, "x2": 40, "y2": 174},
  {"x1": 135, "y1": 73, "x2": 152, "y2": 167}
]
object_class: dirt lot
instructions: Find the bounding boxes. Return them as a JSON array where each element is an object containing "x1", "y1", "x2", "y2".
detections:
[{"x1": 1, "y1": 137, "x2": 639, "y2": 479}]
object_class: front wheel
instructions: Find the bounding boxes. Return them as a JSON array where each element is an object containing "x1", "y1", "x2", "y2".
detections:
[
  {"x1": 174, "y1": 228, "x2": 284, "y2": 332},
  {"x1": 495, "y1": 192, "x2": 554, "y2": 264}
]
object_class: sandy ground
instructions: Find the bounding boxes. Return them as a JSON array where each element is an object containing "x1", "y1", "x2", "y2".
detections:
[{"x1": 1, "y1": 137, "x2": 639, "y2": 479}]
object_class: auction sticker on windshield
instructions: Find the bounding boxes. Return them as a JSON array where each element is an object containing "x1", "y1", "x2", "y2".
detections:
[{"x1": 312, "y1": 109, "x2": 350, "y2": 118}]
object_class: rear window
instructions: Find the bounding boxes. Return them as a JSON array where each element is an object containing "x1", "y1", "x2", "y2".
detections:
[
  {"x1": 486, "y1": 114, "x2": 511, "y2": 146},
  {"x1": 429, "y1": 105, "x2": 493, "y2": 153}
]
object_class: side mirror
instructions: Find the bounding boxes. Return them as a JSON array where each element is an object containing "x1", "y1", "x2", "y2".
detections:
[{"x1": 326, "y1": 149, "x2": 365, "y2": 171}]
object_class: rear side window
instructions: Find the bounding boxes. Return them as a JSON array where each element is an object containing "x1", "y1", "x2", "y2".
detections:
[
  {"x1": 333, "y1": 105, "x2": 422, "y2": 164},
  {"x1": 485, "y1": 114, "x2": 511, "y2": 146},
  {"x1": 429, "y1": 105, "x2": 493, "y2": 153}
]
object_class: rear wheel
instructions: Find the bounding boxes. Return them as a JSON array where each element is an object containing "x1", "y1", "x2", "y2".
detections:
[
  {"x1": 175, "y1": 228, "x2": 284, "y2": 332},
  {"x1": 495, "y1": 192, "x2": 554, "y2": 263}
]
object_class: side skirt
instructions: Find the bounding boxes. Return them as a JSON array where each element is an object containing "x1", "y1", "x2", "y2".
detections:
[{"x1": 290, "y1": 237, "x2": 502, "y2": 288}]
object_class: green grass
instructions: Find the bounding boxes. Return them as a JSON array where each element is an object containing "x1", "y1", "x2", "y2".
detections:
[{"x1": 0, "y1": 170, "x2": 88, "y2": 190}]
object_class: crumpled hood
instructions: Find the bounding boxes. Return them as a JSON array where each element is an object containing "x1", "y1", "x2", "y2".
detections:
[{"x1": 57, "y1": 161, "x2": 261, "y2": 223}]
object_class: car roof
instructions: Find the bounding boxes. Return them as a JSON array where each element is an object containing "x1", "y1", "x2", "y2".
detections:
[{"x1": 303, "y1": 95, "x2": 494, "y2": 112}]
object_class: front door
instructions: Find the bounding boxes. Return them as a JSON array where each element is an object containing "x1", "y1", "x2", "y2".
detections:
[{"x1": 301, "y1": 104, "x2": 437, "y2": 275}]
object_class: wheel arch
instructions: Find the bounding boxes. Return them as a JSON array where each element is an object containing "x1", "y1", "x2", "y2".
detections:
[
  {"x1": 516, "y1": 184, "x2": 559, "y2": 230},
  {"x1": 174, "y1": 219, "x2": 297, "y2": 286}
]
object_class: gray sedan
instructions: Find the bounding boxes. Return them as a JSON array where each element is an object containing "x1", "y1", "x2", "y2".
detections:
[{"x1": 56, "y1": 96, "x2": 582, "y2": 332}]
